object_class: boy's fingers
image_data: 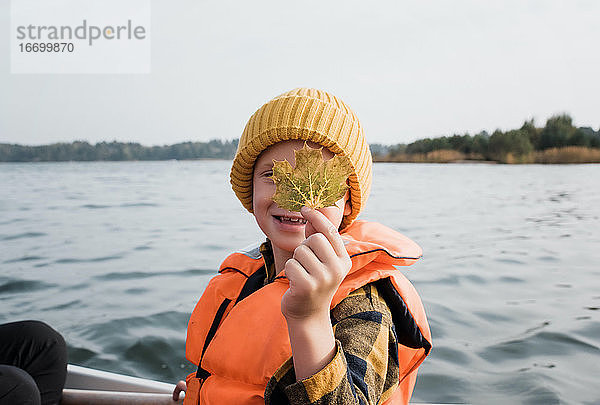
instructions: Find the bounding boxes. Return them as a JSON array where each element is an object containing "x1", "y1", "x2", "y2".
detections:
[
  {"x1": 285, "y1": 258, "x2": 312, "y2": 287},
  {"x1": 303, "y1": 233, "x2": 336, "y2": 264},
  {"x1": 293, "y1": 244, "x2": 323, "y2": 272},
  {"x1": 300, "y1": 206, "x2": 346, "y2": 257}
]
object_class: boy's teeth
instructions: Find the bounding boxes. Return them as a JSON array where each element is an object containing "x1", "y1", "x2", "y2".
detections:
[{"x1": 279, "y1": 216, "x2": 306, "y2": 224}]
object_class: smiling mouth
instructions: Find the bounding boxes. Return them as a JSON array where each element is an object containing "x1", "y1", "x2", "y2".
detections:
[{"x1": 274, "y1": 215, "x2": 307, "y2": 225}]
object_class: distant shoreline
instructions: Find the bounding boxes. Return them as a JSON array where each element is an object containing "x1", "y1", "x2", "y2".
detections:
[
  {"x1": 0, "y1": 151, "x2": 600, "y2": 165},
  {"x1": 2, "y1": 113, "x2": 600, "y2": 164},
  {"x1": 373, "y1": 159, "x2": 498, "y2": 164},
  {"x1": 372, "y1": 146, "x2": 600, "y2": 164}
]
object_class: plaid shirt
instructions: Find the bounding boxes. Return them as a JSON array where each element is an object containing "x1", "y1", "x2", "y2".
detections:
[{"x1": 260, "y1": 240, "x2": 401, "y2": 405}]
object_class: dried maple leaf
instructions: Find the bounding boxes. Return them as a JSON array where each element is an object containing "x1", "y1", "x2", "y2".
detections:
[{"x1": 271, "y1": 143, "x2": 352, "y2": 212}]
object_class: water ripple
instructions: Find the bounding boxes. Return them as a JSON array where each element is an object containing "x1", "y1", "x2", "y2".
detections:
[
  {"x1": 432, "y1": 345, "x2": 471, "y2": 365},
  {"x1": 1, "y1": 232, "x2": 47, "y2": 241},
  {"x1": 479, "y1": 330, "x2": 600, "y2": 362},
  {"x1": 93, "y1": 268, "x2": 215, "y2": 281},
  {"x1": 3, "y1": 255, "x2": 45, "y2": 264},
  {"x1": 0, "y1": 218, "x2": 26, "y2": 225},
  {"x1": 54, "y1": 254, "x2": 124, "y2": 264},
  {"x1": 498, "y1": 276, "x2": 525, "y2": 283},
  {"x1": 493, "y1": 373, "x2": 561, "y2": 404},
  {"x1": 0, "y1": 280, "x2": 56, "y2": 294},
  {"x1": 80, "y1": 204, "x2": 112, "y2": 209},
  {"x1": 43, "y1": 300, "x2": 82, "y2": 311}
]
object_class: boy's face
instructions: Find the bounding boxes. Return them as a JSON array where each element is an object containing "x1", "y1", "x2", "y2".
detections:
[{"x1": 252, "y1": 140, "x2": 351, "y2": 254}]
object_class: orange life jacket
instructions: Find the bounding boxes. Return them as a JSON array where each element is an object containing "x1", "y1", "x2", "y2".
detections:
[{"x1": 183, "y1": 220, "x2": 432, "y2": 405}]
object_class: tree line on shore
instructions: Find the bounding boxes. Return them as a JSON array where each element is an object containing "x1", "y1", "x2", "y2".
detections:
[
  {"x1": 1, "y1": 114, "x2": 598, "y2": 163},
  {"x1": 0, "y1": 139, "x2": 239, "y2": 162},
  {"x1": 371, "y1": 114, "x2": 600, "y2": 163}
]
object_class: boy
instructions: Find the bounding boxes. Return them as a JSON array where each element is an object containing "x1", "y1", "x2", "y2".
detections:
[{"x1": 174, "y1": 88, "x2": 431, "y2": 404}]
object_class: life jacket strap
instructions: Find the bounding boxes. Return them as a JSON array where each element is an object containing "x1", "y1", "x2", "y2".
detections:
[
  {"x1": 195, "y1": 266, "x2": 268, "y2": 379},
  {"x1": 195, "y1": 298, "x2": 232, "y2": 379}
]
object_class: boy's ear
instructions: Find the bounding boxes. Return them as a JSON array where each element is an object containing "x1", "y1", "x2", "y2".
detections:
[
  {"x1": 343, "y1": 188, "x2": 352, "y2": 216},
  {"x1": 344, "y1": 198, "x2": 352, "y2": 216}
]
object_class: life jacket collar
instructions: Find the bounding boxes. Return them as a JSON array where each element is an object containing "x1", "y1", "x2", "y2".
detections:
[{"x1": 219, "y1": 220, "x2": 423, "y2": 278}]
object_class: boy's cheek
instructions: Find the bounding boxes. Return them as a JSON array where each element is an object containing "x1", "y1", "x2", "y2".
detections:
[{"x1": 261, "y1": 181, "x2": 276, "y2": 197}]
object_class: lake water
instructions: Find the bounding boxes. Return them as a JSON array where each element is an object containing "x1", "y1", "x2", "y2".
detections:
[{"x1": 1, "y1": 161, "x2": 599, "y2": 404}]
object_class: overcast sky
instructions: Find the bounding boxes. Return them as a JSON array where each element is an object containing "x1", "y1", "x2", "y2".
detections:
[{"x1": 1, "y1": 0, "x2": 599, "y2": 146}]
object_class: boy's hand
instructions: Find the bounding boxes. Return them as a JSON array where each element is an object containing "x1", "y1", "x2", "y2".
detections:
[{"x1": 281, "y1": 206, "x2": 351, "y2": 320}]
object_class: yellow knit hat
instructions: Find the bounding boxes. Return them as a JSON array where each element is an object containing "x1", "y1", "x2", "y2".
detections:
[{"x1": 230, "y1": 88, "x2": 372, "y2": 230}]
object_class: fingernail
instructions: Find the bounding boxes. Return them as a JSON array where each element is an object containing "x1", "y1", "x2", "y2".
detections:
[{"x1": 300, "y1": 206, "x2": 311, "y2": 214}]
